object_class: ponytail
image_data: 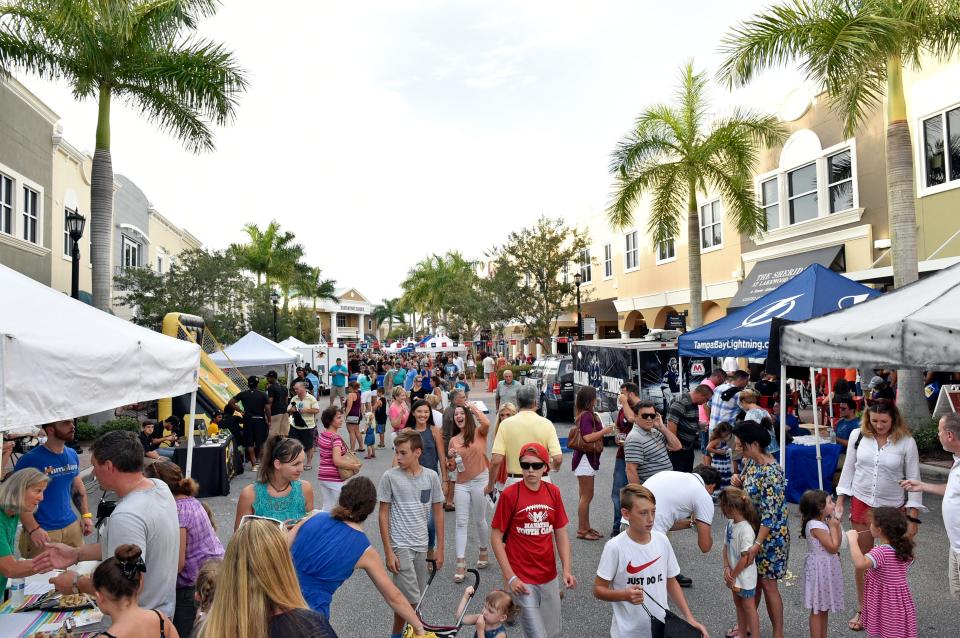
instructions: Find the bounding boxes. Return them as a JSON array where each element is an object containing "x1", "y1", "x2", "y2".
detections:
[
  {"x1": 871, "y1": 507, "x2": 914, "y2": 563},
  {"x1": 93, "y1": 544, "x2": 146, "y2": 600},
  {"x1": 718, "y1": 486, "x2": 759, "y2": 533}
]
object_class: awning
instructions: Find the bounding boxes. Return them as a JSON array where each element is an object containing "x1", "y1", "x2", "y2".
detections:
[{"x1": 730, "y1": 245, "x2": 845, "y2": 309}]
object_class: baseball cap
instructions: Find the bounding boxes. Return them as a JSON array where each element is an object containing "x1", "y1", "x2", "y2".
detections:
[
  {"x1": 519, "y1": 442, "x2": 550, "y2": 474},
  {"x1": 868, "y1": 376, "x2": 884, "y2": 389}
]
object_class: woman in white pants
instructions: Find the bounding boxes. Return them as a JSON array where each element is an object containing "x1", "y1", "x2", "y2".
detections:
[
  {"x1": 316, "y1": 405, "x2": 361, "y2": 511},
  {"x1": 446, "y1": 402, "x2": 492, "y2": 583}
]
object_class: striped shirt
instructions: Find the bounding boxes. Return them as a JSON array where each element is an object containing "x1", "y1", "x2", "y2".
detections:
[
  {"x1": 624, "y1": 425, "x2": 673, "y2": 482},
  {"x1": 709, "y1": 383, "x2": 741, "y2": 431},
  {"x1": 377, "y1": 466, "x2": 444, "y2": 550},
  {"x1": 862, "y1": 544, "x2": 917, "y2": 638},
  {"x1": 316, "y1": 430, "x2": 346, "y2": 483}
]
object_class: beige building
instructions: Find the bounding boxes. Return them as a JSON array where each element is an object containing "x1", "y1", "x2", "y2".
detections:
[
  {"x1": 147, "y1": 207, "x2": 202, "y2": 275},
  {"x1": 293, "y1": 287, "x2": 385, "y2": 345},
  {"x1": 49, "y1": 126, "x2": 94, "y2": 298}
]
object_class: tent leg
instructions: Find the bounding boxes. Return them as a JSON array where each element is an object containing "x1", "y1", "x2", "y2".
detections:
[
  {"x1": 827, "y1": 368, "x2": 834, "y2": 424},
  {"x1": 810, "y1": 367, "x2": 823, "y2": 490},
  {"x1": 780, "y1": 366, "x2": 787, "y2": 467},
  {"x1": 185, "y1": 388, "x2": 198, "y2": 479}
]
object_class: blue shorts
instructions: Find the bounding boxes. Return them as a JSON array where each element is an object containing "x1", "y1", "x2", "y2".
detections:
[
  {"x1": 376, "y1": 422, "x2": 386, "y2": 434},
  {"x1": 736, "y1": 587, "x2": 756, "y2": 599}
]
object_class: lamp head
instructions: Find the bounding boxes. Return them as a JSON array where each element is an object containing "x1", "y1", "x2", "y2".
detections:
[
  {"x1": 270, "y1": 290, "x2": 280, "y2": 304},
  {"x1": 66, "y1": 210, "x2": 86, "y2": 241},
  {"x1": 573, "y1": 272, "x2": 582, "y2": 286}
]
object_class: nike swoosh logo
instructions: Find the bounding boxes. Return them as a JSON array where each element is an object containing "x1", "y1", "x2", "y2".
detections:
[{"x1": 626, "y1": 556, "x2": 661, "y2": 574}]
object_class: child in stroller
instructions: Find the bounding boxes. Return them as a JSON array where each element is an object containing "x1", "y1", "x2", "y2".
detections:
[{"x1": 456, "y1": 588, "x2": 518, "y2": 638}]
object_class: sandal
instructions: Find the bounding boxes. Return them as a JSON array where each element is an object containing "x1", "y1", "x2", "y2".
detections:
[
  {"x1": 576, "y1": 530, "x2": 602, "y2": 541},
  {"x1": 477, "y1": 548, "x2": 489, "y2": 569},
  {"x1": 588, "y1": 528, "x2": 605, "y2": 538},
  {"x1": 304, "y1": 465, "x2": 312, "y2": 471},
  {"x1": 443, "y1": 503, "x2": 456, "y2": 512},
  {"x1": 848, "y1": 611, "x2": 863, "y2": 632},
  {"x1": 454, "y1": 559, "x2": 466, "y2": 583},
  {"x1": 725, "y1": 627, "x2": 740, "y2": 638}
]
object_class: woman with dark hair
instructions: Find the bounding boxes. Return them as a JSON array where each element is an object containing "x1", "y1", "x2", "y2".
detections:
[
  {"x1": 234, "y1": 435, "x2": 314, "y2": 529},
  {"x1": 344, "y1": 381, "x2": 364, "y2": 454},
  {"x1": 731, "y1": 420, "x2": 790, "y2": 638},
  {"x1": 446, "y1": 402, "x2": 491, "y2": 582},
  {"x1": 145, "y1": 461, "x2": 225, "y2": 637},
  {"x1": 290, "y1": 477, "x2": 426, "y2": 634},
  {"x1": 572, "y1": 386, "x2": 614, "y2": 541},
  {"x1": 93, "y1": 544, "x2": 177, "y2": 638},
  {"x1": 316, "y1": 406, "x2": 362, "y2": 511},
  {"x1": 405, "y1": 399, "x2": 446, "y2": 559},
  {"x1": 835, "y1": 402, "x2": 922, "y2": 631}
]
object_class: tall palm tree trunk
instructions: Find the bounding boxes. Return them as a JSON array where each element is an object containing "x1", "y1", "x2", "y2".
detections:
[
  {"x1": 686, "y1": 181, "x2": 704, "y2": 329},
  {"x1": 91, "y1": 86, "x2": 114, "y2": 311},
  {"x1": 886, "y1": 55, "x2": 927, "y2": 426}
]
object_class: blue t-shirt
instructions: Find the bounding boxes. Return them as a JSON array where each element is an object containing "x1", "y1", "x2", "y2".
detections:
[
  {"x1": 330, "y1": 365, "x2": 349, "y2": 387},
  {"x1": 835, "y1": 417, "x2": 861, "y2": 442},
  {"x1": 306, "y1": 372, "x2": 321, "y2": 397},
  {"x1": 404, "y1": 368, "x2": 417, "y2": 391},
  {"x1": 291, "y1": 512, "x2": 371, "y2": 618},
  {"x1": 14, "y1": 445, "x2": 80, "y2": 530},
  {"x1": 444, "y1": 363, "x2": 458, "y2": 378}
]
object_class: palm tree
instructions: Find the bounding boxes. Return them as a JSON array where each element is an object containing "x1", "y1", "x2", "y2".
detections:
[
  {"x1": 0, "y1": 0, "x2": 246, "y2": 311},
  {"x1": 608, "y1": 61, "x2": 785, "y2": 329},
  {"x1": 230, "y1": 221, "x2": 280, "y2": 286},
  {"x1": 372, "y1": 297, "x2": 403, "y2": 337},
  {"x1": 717, "y1": 0, "x2": 960, "y2": 423},
  {"x1": 295, "y1": 265, "x2": 338, "y2": 312}
]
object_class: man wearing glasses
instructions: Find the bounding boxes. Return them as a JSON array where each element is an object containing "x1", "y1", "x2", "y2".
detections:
[{"x1": 624, "y1": 401, "x2": 682, "y2": 486}]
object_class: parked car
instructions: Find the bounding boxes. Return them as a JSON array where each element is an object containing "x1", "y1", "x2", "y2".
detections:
[{"x1": 528, "y1": 355, "x2": 574, "y2": 420}]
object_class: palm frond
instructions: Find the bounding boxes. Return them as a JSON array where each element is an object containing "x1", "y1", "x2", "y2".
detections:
[
  {"x1": 645, "y1": 163, "x2": 687, "y2": 245},
  {"x1": 704, "y1": 163, "x2": 765, "y2": 236},
  {"x1": 115, "y1": 81, "x2": 214, "y2": 152},
  {"x1": 676, "y1": 61, "x2": 708, "y2": 146}
]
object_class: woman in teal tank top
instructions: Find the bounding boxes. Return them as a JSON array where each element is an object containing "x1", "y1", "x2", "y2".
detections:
[{"x1": 234, "y1": 435, "x2": 314, "y2": 529}]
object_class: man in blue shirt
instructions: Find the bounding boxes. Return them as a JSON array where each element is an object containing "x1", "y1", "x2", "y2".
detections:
[
  {"x1": 329, "y1": 357, "x2": 349, "y2": 407},
  {"x1": 403, "y1": 362, "x2": 417, "y2": 392},
  {"x1": 833, "y1": 398, "x2": 862, "y2": 447},
  {"x1": 305, "y1": 364, "x2": 321, "y2": 399},
  {"x1": 14, "y1": 419, "x2": 92, "y2": 557}
]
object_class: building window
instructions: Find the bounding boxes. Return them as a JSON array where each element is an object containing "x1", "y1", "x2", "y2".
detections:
[
  {"x1": 761, "y1": 177, "x2": 779, "y2": 230},
  {"x1": 656, "y1": 238, "x2": 675, "y2": 263},
  {"x1": 0, "y1": 173, "x2": 12, "y2": 235},
  {"x1": 757, "y1": 141, "x2": 858, "y2": 231},
  {"x1": 122, "y1": 235, "x2": 142, "y2": 269},
  {"x1": 699, "y1": 200, "x2": 722, "y2": 249},
  {"x1": 336, "y1": 314, "x2": 347, "y2": 328},
  {"x1": 787, "y1": 162, "x2": 818, "y2": 224},
  {"x1": 625, "y1": 231, "x2": 638, "y2": 270},
  {"x1": 922, "y1": 105, "x2": 960, "y2": 188},
  {"x1": 579, "y1": 248, "x2": 591, "y2": 283},
  {"x1": 157, "y1": 255, "x2": 163, "y2": 273},
  {"x1": 603, "y1": 243, "x2": 612, "y2": 278},
  {"x1": 63, "y1": 208, "x2": 77, "y2": 257},
  {"x1": 21, "y1": 186, "x2": 39, "y2": 244}
]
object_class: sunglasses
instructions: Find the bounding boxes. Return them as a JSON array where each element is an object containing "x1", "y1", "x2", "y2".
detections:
[
  {"x1": 519, "y1": 461, "x2": 545, "y2": 471},
  {"x1": 238, "y1": 514, "x2": 286, "y2": 530},
  {"x1": 638, "y1": 413, "x2": 657, "y2": 420}
]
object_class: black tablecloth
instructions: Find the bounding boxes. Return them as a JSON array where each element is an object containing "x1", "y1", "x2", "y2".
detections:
[{"x1": 173, "y1": 434, "x2": 240, "y2": 498}]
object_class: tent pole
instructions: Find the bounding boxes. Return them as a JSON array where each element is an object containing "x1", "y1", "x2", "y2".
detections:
[
  {"x1": 185, "y1": 387, "x2": 198, "y2": 479},
  {"x1": 827, "y1": 368, "x2": 834, "y2": 424},
  {"x1": 809, "y1": 367, "x2": 823, "y2": 489},
  {"x1": 779, "y1": 365, "x2": 787, "y2": 467}
]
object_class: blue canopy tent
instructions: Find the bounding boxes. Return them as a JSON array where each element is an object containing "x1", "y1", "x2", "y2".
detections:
[
  {"x1": 679, "y1": 264, "x2": 879, "y2": 358},
  {"x1": 678, "y1": 264, "x2": 879, "y2": 490}
]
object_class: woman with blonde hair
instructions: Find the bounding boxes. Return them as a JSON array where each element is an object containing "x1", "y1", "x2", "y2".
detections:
[
  {"x1": 387, "y1": 386, "x2": 410, "y2": 450},
  {"x1": 0, "y1": 468, "x2": 47, "y2": 592},
  {"x1": 489, "y1": 402, "x2": 518, "y2": 492},
  {"x1": 835, "y1": 402, "x2": 922, "y2": 631},
  {"x1": 199, "y1": 517, "x2": 337, "y2": 638}
]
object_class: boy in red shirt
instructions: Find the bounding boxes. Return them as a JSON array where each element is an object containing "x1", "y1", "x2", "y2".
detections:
[{"x1": 490, "y1": 443, "x2": 576, "y2": 638}]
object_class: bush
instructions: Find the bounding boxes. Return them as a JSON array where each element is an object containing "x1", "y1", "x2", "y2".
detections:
[
  {"x1": 498, "y1": 365, "x2": 532, "y2": 381},
  {"x1": 75, "y1": 420, "x2": 98, "y2": 441},
  {"x1": 913, "y1": 420, "x2": 943, "y2": 454},
  {"x1": 99, "y1": 417, "x2": 141, "y2": 434}
]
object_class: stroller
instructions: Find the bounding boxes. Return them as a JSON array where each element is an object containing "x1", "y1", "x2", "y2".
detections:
[{"x1": 403, "y1": 559, "x2": 480, "y2": 638}]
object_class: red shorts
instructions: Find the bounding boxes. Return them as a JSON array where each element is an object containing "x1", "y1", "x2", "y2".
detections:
[{"x1": 850, "y1": 496, "x2": 872, "y2": 525}]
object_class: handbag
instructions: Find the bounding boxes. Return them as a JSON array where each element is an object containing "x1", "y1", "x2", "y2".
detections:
[
  {"x1": 567, "y1": 412, "x2": 603, "y2": 454},
  {"x1": 643, "y1": 590, "x2": 703, "y2": 638},
  {"x1": 337, "y1": 436, "x2": 361, "y2": 480}
]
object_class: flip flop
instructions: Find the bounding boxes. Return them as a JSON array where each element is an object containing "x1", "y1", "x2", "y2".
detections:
[
  {"x1": 848, "y1": 611, "x2": 863, "y2": 631},
  {"x1": 725, "y1": 627, "x2": 740, "y2": 638},
  {"x1": 577, "y1": 530, "x2": 602, "y2": 540}
]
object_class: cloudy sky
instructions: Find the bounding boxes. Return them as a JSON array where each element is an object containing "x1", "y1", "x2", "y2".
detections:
[{"x1": 20, "y1": 0, "x2": 799, "y2": 303}]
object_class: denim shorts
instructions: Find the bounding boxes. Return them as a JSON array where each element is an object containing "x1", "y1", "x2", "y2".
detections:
[{"x1": 736, "y1": 587, "x2": 756, "y2": 599}]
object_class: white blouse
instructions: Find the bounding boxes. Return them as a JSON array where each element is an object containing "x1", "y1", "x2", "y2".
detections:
[{"x1": 837, "y1": 428, "x2": 924, "y2": 511}]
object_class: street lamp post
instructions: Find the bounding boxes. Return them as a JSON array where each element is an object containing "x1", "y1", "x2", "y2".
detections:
[
  {"x1": 574, "y1": 271, "x2": 583, "y2": 341},
  {"x1": 270, "y1": 289, "x2": 280, "y2": 341},
  {"x1": 65, "y1": 211, "x2": 86, "y2": 300}
]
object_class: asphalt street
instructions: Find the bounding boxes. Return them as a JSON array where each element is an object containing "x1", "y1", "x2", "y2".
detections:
[{"x1": 94, "y1": 389, "x2": 959, "y2": 637}]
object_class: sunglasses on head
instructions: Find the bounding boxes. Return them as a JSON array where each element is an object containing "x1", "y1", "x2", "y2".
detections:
[
  {"x1": 519, "y1": 461, "x2": 545, "y2": 470},
  {"x1": 638, "y1": 413, "x2": 657, "y2": 420},
  {"x1": 238, "y1": 514, "x2": 285, "y2": 530}
]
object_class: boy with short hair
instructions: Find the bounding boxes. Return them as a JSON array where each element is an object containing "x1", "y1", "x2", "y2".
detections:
[
  {"x1": 490, "y1": 443, "x2": 576, "y2": 638},
  {"x1": 593, "y1": 484, "x2": 707, "y2": 638},
  {"x1": 378, "y1": 429, "x2": 445, "y2": 638}
]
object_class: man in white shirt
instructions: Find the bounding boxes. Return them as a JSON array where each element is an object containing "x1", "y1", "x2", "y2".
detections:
[
  {"x1": 483, "y1": 353, "x2": 496, "y2": 392},
  {"x1": 453, "y1": 353, "x2": 464, "y2": 374},
  {"x1": 902, "y1": 412, "x2": 960, "y2": 600},
  {"x1": 643, "y1": 466, "x2": 720, "y2": 587},
  {"x1": 594, "y1": 484, "x2": 707, "y2": 638}
]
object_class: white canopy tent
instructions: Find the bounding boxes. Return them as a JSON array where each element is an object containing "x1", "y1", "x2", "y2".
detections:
[
  {"x1": 279, "y1": 336, "x2": 309, "y2": 349},
  {"x1": 0, "y1": 264, "x2": 200, "y2": 431},
  {"x1": 210, "y1": 331, "x2": 301, "y2": 368},
  {"x1": 416, "y1": 335, "x2": 466, "y2": 353},
  {"x1": 779, "y1": 262, "x2": 960, "y2": 371}
]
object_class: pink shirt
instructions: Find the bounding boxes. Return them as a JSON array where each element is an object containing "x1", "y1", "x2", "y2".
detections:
[
  {"x1": 388, "y1": 402, "x2": 409, "y2": 431},
  {"x1": 317, "y1": 430, "x2": 346, "y2": 483},
  {"x1": 698, "y1": 378, "x2": 717, "y2": 423}
]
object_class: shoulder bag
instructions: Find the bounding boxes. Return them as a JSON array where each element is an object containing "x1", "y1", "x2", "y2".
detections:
[
  {"x1": 567, "y1": 412, "x2": 603, "y2": 454},
  {"x1": 336, "y1": 434, "x2": 361, "y2": 480},
  {"x1": 643, "y1": 590, "x2": 703, "y2": 638}
]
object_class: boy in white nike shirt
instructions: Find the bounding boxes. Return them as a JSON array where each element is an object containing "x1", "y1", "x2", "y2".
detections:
[{"x1": 593, "y1": 484, "x2": 707, "y2": 638}]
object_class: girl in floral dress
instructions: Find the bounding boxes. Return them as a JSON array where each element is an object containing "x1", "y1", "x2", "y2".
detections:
[
  {"x1": 799, "y1": 489, "x2": 844, "y2": 638},
  {"x1": 706, "y1": 422, "x2": 736, "y2": 487},
  {"x1": 731, "y1": 420, "x2": 790, "y2": 638},
  {"x1": 846, "y1": 507, "x2": 917, "y2": 638}
]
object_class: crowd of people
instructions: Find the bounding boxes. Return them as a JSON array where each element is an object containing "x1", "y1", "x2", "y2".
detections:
[{"x1": 1, "y1": 352, "x2": 959, "y2": 638}]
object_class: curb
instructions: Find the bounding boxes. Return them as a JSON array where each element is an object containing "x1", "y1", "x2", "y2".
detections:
[{"x1": 919, "y1": 462, "x2": 952, "y2": 481}]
